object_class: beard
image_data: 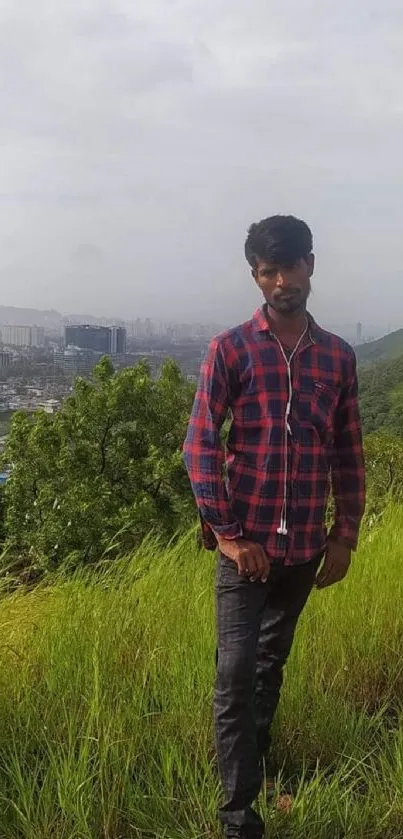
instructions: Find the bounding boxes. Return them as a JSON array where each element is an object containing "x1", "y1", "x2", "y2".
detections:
[{"x1": 269, "y1": 285, "x2": 310, "y2": 315}]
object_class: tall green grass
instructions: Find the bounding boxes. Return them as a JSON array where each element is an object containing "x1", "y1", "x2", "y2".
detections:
[{"x1": 0, "y1": 507, "x2": 403, "y2": 838}]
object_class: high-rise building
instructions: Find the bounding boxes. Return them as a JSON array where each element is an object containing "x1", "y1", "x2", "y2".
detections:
[
  {"x1": 64, "y1": 324, "x2": 127, "y2": 355},
  {"x1": 144, "y1": 318, "x2": 155, "y2": 339},
  {"x1": 0, "y1": 325, "x2": 45, "y2": 348},
  {"x1": 110, "y1": 326, "x2": 126, "y2": 355},
  {"x1": 54, "y1": 347, "x2": 96, "y2": 377},
  {"x1": 31, "y1": 326, "x2": 45, "y2": 347},
  {"x1": 1, "y1": 325, "x2": 31, "y2": 347},
  {"x1": 0, "y1": 351, "x2": 11, "y2": 368},
  {"x1": 131, "y1": 319, "x2": 144, "y2": 339},
  {"x1": 356, "y1": 322, "x2": 363, "y2": 345},
  {"x1": 65, "y1": 324, "x2": 110, "y2": 353}
]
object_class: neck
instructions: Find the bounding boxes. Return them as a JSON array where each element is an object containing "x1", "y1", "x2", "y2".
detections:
[{"x1": 265, "y1": 305, "x2": 308, "y2": 337}]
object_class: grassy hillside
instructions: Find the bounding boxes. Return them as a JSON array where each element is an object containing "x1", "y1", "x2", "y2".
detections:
[
  {"x1": 0, "y1": 511, "x2": 402, "y2": 838},
  {"x1": 356, "y1": 328, "x2": 403, "y2": 364}
]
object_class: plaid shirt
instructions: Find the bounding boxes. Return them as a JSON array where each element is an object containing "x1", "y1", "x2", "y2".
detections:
[{"x1": 183, "y1": 307, "x2": 365, "y2": 565}]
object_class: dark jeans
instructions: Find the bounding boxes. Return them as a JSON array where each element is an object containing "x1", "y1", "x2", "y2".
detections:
[{"x1": 214, "y1": 552, "x2": 322, "y2": 834}]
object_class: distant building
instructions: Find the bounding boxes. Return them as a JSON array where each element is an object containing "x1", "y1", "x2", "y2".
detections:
[
  {"x1": 143, "y1": 319, "x2": 151, "y2": 338},
  {"x1": 41, "y1": 399, "x2": 60, "y2": 414},
  {"x1": 356, "y1": 322, "x2": 363, "y2": 345},
  {"x1": 54, "y1": 347, "x2": 97, "y2": 377},
  {"x1": 0, "y1": 325, "x2": 45, "y2": 348},
  {"x1": 0, "y1": 351, "x2": 11, "y2": 368},
  {"x1": 127, "y1": 319, "x2": 145, "y2": 339},
  {"x1": 31, "y1": 326, "x2": 45, "y2": 347},
  {"x1": 64, "y1": 324, "x2": 126, "y2": 355},
  {"x1": 1, "y1": 325, "x2": 31, "y2": 347},
  {"x1": 110, "y1": 326, "x2": 127, "y2": 355},
  {"x1": 65, "y1": 325, "x2": 110, "y2": 353}
]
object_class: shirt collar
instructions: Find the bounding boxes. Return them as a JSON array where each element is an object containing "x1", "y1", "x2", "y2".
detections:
[{"x1": 252, "y1": 305, "x2": 320, "y2": 343}]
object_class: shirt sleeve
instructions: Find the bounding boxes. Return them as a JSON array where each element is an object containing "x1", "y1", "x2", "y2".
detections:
[
  {"x1": 329, "y1": 352, "x2": 366, "y2": 550},
  {"x1": 183, "y1": 337, "x2": 242, "y2": 544}
]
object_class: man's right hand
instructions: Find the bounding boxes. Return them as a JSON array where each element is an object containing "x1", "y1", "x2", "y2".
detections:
[{"x1": 216, "y1": 536, "x2": 271, "y2": 583}]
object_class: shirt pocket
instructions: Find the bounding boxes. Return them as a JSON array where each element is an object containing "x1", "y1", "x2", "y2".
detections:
[
  {"x1": 298, "y1": 380, "x2": 339, "y2": 437},
  {"x1": 232, "y1": 391, "x2": 266, "y2": 427}
]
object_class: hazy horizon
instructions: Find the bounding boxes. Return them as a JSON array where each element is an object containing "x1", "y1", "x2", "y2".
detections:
[{"x1": 1, "y1": 1, "x2": 403, "y2": 328}]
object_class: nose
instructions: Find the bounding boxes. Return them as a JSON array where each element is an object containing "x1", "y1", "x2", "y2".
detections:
[{"x1": 275, "y1": 270, "x2": 293, "y2": 288}]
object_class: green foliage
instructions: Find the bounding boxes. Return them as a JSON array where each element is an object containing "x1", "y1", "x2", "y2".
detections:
[
  {"x1": 359, "y1": 354, "x2": 403, "y2": 436},
  {"x1": 364, "y1": 433, "x2": 403, "y2": 525},
  {"x1": 4, "y1": 343, "x2": 403, "y2": 577},
  {"x1": 1, "y1": 357, "x2": 195, "y2": 573},
  {"x1": 0, "y1": 487, "x2": 5, "y2": 544}
]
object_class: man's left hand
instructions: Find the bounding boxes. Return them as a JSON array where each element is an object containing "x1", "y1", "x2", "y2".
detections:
[{"x1": 315, "y1": 540, "x2": 351, "y2": 589}]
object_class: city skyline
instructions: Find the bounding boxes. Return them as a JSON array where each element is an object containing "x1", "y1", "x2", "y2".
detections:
[{"x1": 0, "y1": 305, "x2": 395, "y2": 348}]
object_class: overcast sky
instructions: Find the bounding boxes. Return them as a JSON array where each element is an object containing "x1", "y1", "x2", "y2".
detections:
[{"x1": 1, "y1": 0, "x2": 403, "y2": 328}]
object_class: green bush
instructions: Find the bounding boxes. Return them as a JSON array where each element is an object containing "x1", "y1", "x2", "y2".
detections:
[{"x1": 1, "y1": 358, "x2": 195, "y2": 575}]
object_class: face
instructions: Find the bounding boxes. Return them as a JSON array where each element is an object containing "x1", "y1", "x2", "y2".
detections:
[{"x1": 253, "y1": 255, "x2": 314, "y2": 316}]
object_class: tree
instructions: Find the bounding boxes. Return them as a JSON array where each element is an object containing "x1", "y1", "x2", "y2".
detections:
[
  {"x1": 0, "y1": 486, "x2": 5, "y2": 545},
  {"x1": 363, "y1": 432, "x2": 403, "y2": 518},
  {"x1": 359, "y1": 354, "x2": 403, "y2": 436},
  {"x1": 1, "y1": 358, "x2": 196, "y2": 573}
]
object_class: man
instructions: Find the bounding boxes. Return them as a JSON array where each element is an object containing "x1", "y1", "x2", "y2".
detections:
[{"x1": 183, "y1": 215, "x2": 365, "y2": 839}]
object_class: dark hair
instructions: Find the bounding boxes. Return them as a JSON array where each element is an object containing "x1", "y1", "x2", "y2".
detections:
[{"x1": 244, "y1": 215, "x2": 313, "y2": 269}]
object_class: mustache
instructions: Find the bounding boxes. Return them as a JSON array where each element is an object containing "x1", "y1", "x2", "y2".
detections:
[{"x1": 273, "y1": 287, "x2": 302, "y2": 296}]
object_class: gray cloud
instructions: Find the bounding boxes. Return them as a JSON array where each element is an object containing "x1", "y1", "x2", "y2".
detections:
[{"x1": 0, "y1": 0, "x2": 403, "y2": 329}]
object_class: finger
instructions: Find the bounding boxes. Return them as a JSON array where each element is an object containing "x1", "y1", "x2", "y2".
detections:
[
  {"x1": 238, "y1": 552, "x2": 256, "y2": 577},
  {"x1": 325, "y1": 566, "x2": 349, "y2": 588},
  {"x1": 248, "y1": 547, "x2": 264, "y2": 581},
  {"x1": 246, "y1": 546, "x2": 260, "y2": 581},
  {"x1": 318, "y1": 573, "x2": 339, "y2": 590},
  {"x1": 318, "y1": 563, "x2": 344, "y2": 589},
  {"x1": 316, "y1": 559, "x2": 334, "y2": 588},
  {"x1": 316, "y1": 572, "x2": 332, "y2": 589},
  {"x1": 249, "y1": 550, "x2": 262, "y2": 582},
  {"x1": 245, "y1": 553, "x2": 258, "y2": 577},
  {"x1": 255, "y1": 546, "x2": 267, "y2": 574},
  {"x1": 317, "y1": 575, "x2": 334, "y2": 590},
  {"x1": 317, "y1": 559, "x2": 350, "y2": 589},
  {"x1": 261, "y1": 557, "x2": 271, "y2": 583},
  {"x1": 251, "y1": 547, "x2": 270, "y2": 582},
  {"x1": 237, "y1": 555, "x2": 249, "y2": 575}
]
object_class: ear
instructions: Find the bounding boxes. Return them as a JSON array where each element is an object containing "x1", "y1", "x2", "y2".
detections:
[
  {"x1": 306, "y1": 253, "x2": 315, "y2": 277},
  {"x1": 252, "y1": 268, "x2": 260, "y2": 289}
]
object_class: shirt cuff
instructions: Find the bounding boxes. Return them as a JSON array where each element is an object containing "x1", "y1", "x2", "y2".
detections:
[
  {"x1": 199, "y1": 515, "x2": 242, "y2": 550},
  {"x1": 211, "y1": 521, "x2": 243, "y2": 539}
]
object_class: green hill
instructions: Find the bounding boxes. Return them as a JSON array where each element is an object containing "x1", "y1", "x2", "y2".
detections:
[
  {"x1": 356, "y1": 326, "x2": 403, "y2": 436},
  {"x1": 356, "y1": 328, "x2": 403, "y2": 364}
]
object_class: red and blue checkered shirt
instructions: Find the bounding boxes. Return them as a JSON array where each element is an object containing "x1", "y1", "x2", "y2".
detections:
[{"x1": 183, "y1": 307, "x2": 366, "y2": 565}]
